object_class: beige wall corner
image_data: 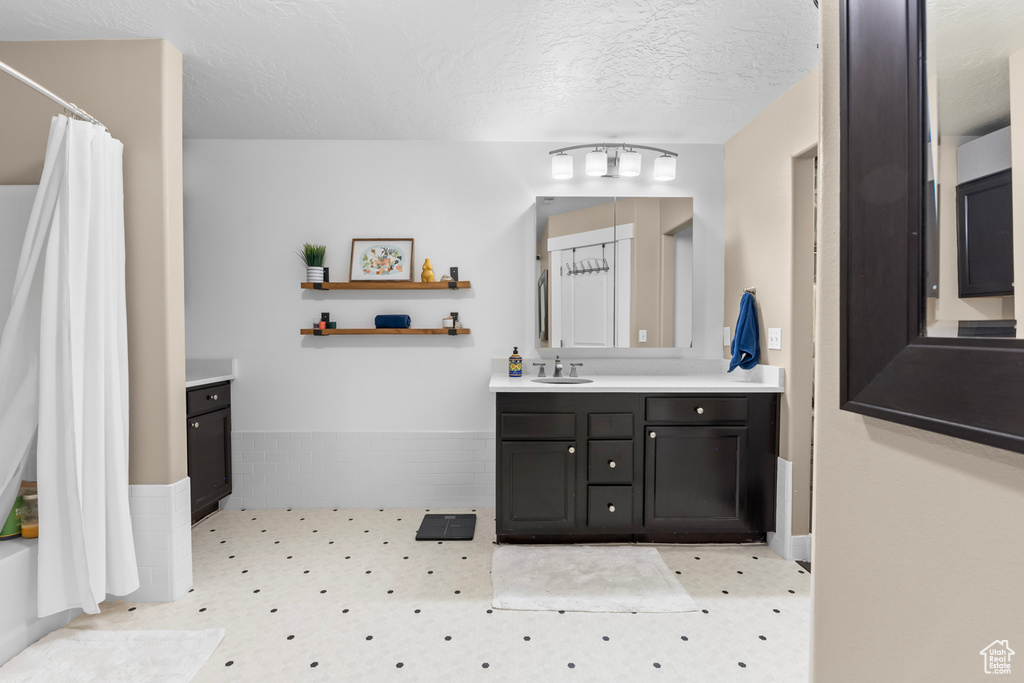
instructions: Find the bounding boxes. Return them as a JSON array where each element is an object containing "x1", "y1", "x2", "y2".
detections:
[
  {"x1": 0, "y1": 40, "x2": 187, "y2": 485},
  {"x1": 1012, "y1": 48, "x2": 1024, "y2": 336},
  {"x1": 812, "y1": 4, "x2": 1024, "y2": 681},
  {"x1": 723, "y1": 66, "x2": 819, "y2": 537}
]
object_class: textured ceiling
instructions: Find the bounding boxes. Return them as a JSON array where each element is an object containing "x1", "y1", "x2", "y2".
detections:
[
  {"x1": 0, "y1": 0, "x2": 819, "y2": 142},
  {"x1": 929, "y1": 0, "x2": 1024, "y2": 136}
]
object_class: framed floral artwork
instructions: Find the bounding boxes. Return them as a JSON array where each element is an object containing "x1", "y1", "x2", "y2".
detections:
[{"x1": 349, "y1": 238, "x2": 414, "y2": 281}]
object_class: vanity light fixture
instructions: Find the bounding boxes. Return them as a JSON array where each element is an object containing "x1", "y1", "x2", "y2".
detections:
[
  {"x1": 585, "y1": 148, "x2": 608, "y2": 177},
  {"x1": 551, "y1": 152, "x2": 573, "y2": 179},
  {"x1": 548, "y1": 143, "x2": 678, "y2": 181}
]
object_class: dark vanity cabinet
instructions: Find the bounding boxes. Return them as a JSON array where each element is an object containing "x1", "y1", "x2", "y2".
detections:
[
  {"x1": 495, "y1": 392, "x2": 778, "y2": 543},
  {"x1": 186, "y1": 382, "x2": 232, "y2": 524}
]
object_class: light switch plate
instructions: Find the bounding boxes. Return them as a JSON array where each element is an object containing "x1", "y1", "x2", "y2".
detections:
[
  {"x1": 723, "y1": 326, "x2": 731, "y2": 346},
  {"x1": 767, "y1": 327, "x2": 782, "y2": 350},
  {"x1": 639, "y1": 329, "x2": 648, "y2": 343}
]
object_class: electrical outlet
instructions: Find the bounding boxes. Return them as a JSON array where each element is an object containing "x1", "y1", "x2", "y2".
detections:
[
  {"x1": 639, "y1": 329, "x2": 648, "y2": 343},
  {"x1": 768, "y1": 327, "x2": 782, "y2": 350},
  {"x1": 723, "y1": 326, "x2": 731, "y2": 346}
]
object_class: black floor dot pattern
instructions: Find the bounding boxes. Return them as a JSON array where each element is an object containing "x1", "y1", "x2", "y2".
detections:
[{"x1": 71, "y1": 507, "x2": 809, "y2": 681}]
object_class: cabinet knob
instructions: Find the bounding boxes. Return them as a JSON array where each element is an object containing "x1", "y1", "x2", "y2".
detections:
[
  {"x1": 608, "y1": 460, "x2": 616, "y2": 469},
  {"x1": 607, "y1": 503, "x2": 616, "y2": 513},
  {"x1": 208, "y1": 394, "x2": 218, "y2": 401},
  {"x1": 192, "y1": 421, "x2": 200, "y2": 428},
  {"x1": 696, "y1": 406, "x2": 704, "y2": 415},
  {"x1": 568, "y1": 446, "x2": 575, "y2": 454},
  {"x1": 649, "y1": 431, "x2": 656, "y2": 439}
]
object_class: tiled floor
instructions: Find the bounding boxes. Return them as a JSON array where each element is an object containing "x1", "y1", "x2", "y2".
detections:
[{"x1": 68, "y1": 508, "x2": 810, "y2": 682}]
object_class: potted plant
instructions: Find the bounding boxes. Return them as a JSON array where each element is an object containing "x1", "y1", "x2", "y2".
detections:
[{"x1": 297, "y1": 243, "x2": 327, "y2": 282}]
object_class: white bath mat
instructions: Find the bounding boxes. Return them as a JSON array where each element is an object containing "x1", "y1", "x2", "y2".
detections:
[
  {"x1": 491, "y1": 545, "x2": 698, "y2": 613},
  {"x1": 0, "y1": 627, "x2": 225, "y2": 682}
]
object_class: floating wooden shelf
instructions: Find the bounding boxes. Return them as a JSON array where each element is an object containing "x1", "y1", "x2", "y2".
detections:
[
  {"x1": 301, "y1": 328, "x2": 471, "y2": 336},
  {"x1": 301, "y1": 281, "x2": 471, "y2": 290}
]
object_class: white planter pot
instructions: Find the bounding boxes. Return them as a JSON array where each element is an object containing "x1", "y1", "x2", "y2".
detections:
[{"x1": 306, "y1": 266, "x2": 325, "y2": 283}]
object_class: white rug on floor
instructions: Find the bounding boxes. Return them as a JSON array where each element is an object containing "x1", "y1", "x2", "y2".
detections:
[
  {"x1": 0, "y1": 628, "x2": 225, "y2": 682},
  {"x1": 491, "y1": 545, "x2": 698, "y2": 613}
]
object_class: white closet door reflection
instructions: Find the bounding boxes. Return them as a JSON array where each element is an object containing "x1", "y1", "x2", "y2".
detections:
[{"x1": 560, "y1": 244, "x2": 615, "y2": 348}]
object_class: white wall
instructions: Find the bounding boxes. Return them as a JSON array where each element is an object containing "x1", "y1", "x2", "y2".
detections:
[
  {"x1": 0, "y1": 187, "x2": 35, "y2": 340},
  {"x1": 183, "y1": 140, "x2": 725, "y2": 433}
]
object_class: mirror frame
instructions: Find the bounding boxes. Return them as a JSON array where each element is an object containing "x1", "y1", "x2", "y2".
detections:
[{"x1": 840, "y1": 0, "x2": 1024, "y2": 454}]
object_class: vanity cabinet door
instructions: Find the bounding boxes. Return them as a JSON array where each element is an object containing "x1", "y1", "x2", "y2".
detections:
[
  {"x1": 187, "y1": 407, "x2": 231, "y2": 523},
  {"x1": 499, "y1": 441, "x2": 576, "y2": 533},
  {"x1": 644, "y1": 426, "x2": 749, "y2": 531}
]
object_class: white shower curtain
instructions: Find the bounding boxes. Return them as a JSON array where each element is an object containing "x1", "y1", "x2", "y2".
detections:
[{"x1": 0, "y1": 115, "x2": 138, "y2": 617}]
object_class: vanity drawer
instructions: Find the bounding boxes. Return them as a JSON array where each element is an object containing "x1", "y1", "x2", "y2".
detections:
[
  {"x1": 646, "y1": 397, "x2": 747, "y2": 424},
  {"x1": 187, "y1": 382, "x2": 231, "y2": 417},
  {"x1": 588, "y1": 413, "x2": 634, "y2": 439},
  {"x1": 588, "y1": 441, "x2": 633, "y2": 484},
  {"x1": 588, "y1": 486, "x2": 633, "y2": 528},
  {"x1": 501, "y1": 413, "x2": 576, "y2": 440}
]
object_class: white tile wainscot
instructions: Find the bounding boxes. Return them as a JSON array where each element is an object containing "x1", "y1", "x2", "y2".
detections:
[
  {"x1": 125, "y1": 478, "x2": 193, "y2": 603},
  {"x1": 223, "y1": 431, "x2": 497, "y2": 510}
]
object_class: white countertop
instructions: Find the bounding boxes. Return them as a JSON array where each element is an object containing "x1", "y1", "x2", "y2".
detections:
[
  {"x1": 185, "y1": 359, "x2": 236, "y2": 388},
  {"x1": 488, "y1": 358, "x2": 784, "y2": 394}
]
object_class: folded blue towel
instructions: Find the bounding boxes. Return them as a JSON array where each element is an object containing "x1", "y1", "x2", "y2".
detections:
[
  {"x1": 375, "y1": 314, "x2": 411, "y2": 329},
  {"x1": 728, "y1": 292, "x2": 760, "y2": 372}
]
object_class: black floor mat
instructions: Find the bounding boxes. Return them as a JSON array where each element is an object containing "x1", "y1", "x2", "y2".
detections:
[{"x1": 415, "y1": 513, "x2": 477, "y2": 541}]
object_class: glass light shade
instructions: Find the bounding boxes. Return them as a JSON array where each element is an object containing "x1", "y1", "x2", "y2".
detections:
[
  {"x1": 551, "y1": 153, "x2": 573, "y2": 179},
  {"x1": 618, "y1": 150, "x2": 642, "y2": 177},
  {"x1": 585, "y1": 150, "x2": 608, "y2": 177},
  {"x1": 653, "y1": 154, "x2": 677, "y2": 181}
]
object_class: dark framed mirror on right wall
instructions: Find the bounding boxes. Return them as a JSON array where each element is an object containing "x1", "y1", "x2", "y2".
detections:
[{"x1": 840, "y1": 0, "x2": 1024, "y2": 453}]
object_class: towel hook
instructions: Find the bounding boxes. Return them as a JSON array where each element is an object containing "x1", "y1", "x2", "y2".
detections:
[{"x1": 744, "y1": 287, "x2": 756, "y2": 295}]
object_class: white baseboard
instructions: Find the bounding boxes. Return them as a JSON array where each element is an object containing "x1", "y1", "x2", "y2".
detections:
[
  {"x1": 767, "y1": 458, "x2": 812, "y2": 562},
  {"x1": 123, "y1": 478, "x2": 193, "y2": 603}
]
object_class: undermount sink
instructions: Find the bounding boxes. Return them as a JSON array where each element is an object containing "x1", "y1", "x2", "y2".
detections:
[{"x1": 531, "y1": 377, "x2": 594, "y2": 384}]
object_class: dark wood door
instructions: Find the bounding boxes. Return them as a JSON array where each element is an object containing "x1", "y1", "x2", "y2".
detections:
[
  {"x1": 499, "y1": 441, "x2": 576, "y2": 533},
  {"x1": 645, "y1": 426, "x2": 748, "y2": 531},
  {"x1": 187, "y1": 407, "x2": 231, "y2": 523}
]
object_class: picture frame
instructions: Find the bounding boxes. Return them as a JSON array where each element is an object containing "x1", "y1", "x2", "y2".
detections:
[{"x1": 349, "y1": 238, "x2": 415, "y2": 282}]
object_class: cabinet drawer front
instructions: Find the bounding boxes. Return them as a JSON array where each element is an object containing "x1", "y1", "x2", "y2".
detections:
[
  {"x1": 587, "y1": 441, "x2": 633, "y2": 484},
  {"x1": 501, "y1": 413, "x2": 576, "y2": 439},
  {"x1": 187, "y1": 383, "x2": 231, "y2": 416},
  {"x1": 587, "y1": 486, "x2": 633, "y2": 528},
  {"x1": 588, "y1": 413, "x2": 634, "y2": 439},
  {"x1": 646, "y1": 397, "x2": 747, "y2": 423}
]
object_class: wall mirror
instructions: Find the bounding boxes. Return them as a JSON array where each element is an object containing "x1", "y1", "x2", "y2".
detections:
[
  {"x1": 922, "y1": 0, "x2": 1024, "y2": 339},
  {"x1": 841, "y1": 0, "x2": 1024, "y2": 454},
  {"x1": 535, "y1": 196, "x2": 693, "y2": 350}
]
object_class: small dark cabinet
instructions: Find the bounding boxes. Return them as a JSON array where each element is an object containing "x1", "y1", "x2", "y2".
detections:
[
  {"x1": 645, "y1": 426, "x2": 746, "y2": 529},
  {"x1": 957, "y1": 170, "x2": 1014, "y2": 298},
  {"x1": 186, "y1": 381, "x2": 232, "y2": 524},
  {"x1": 495, "y1": 391, "x2": 778, "y2": 544},
  {"x1": 500, "y1": 441, "x2": 576, "y2": 532}
]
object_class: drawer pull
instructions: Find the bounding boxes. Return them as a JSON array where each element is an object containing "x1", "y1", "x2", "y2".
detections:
[
  {"x1": 208, "y1": 394, "x2": 219, "y2": 401},
  {"x1": 607, "y1": 503, "x2": 616, "y2": 513},
  {"x1": 649, "y1": 431, "x2": 656, "y2": 439},
  {"x1": 192, "y1": 421, "x2": 200, "y2": 429},
  {"x1": 568, "y1": 446, "x2": 575, "y2": 454},
  {"x1": 608, "y1": 460, "x2": 616, "y2": 469},
  {"x1": 695, "y1": 406, "x2": 704, "y2": 415}
]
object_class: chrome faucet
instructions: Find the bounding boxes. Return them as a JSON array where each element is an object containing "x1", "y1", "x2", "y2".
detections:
[
  {"x1": 569, "y1": 362, "x2": 583, "y2": 378},
  {"x1": 553, "y1": 355, "x2": 564, "y2": 378},
  {"x1": 533, "y1": 362, "x2": 547, "y2": 378}
]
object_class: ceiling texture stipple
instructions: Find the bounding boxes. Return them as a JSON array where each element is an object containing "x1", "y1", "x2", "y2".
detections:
[{"x1": 1, "y1": 0, "x2": 819, "y2": 141}]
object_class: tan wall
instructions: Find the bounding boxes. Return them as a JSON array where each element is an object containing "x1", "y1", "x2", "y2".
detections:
[
  {"x1": 1013, "y1": 48, "x2": 1024, "y2": 336},
  {"x1": 0, "y1": 40, "x2": 186, "y2": 485},
  {"x1": 812, "y1": 3, "x2": 1024, "y2": 680},
  {"x1": 723, "y1": 68, "x2": 819, "y2": 536}
]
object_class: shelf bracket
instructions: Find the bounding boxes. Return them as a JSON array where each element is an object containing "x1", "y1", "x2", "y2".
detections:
[
  {"x1": 449, "y1": 311, "x2": 459, "y2": 335},
  {"x1": 447, "y1": 280, "x2": 458, "y2": 289},
  {"x1": 313, "y1": 329, "x2": 323, "y2": 336},
  {"x1": 450, "y1": 267, "x2": 458, "y2": 282},
  {"x1": 312, "y1": 282, "x2": 322, "y2": 290}
]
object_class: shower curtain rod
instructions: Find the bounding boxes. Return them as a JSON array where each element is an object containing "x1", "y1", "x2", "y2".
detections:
[{"x1": 0, "y1": 58, "x2": 107, "y2": 130}]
